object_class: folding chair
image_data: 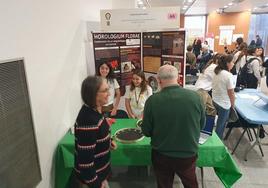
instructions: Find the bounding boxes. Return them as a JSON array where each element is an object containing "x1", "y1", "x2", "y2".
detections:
[{"x1": 224, "y1": 113, "x2": 264, "y2": 156}]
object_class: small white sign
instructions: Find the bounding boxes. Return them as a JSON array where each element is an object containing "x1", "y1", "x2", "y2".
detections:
[{"x1": 100, "y1": 7, "x2": 180, "y2": 31}]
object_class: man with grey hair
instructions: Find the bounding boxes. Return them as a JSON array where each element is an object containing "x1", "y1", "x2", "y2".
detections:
[{"x1": 142, "y1": 65, "x2": 205, "y2": 188}]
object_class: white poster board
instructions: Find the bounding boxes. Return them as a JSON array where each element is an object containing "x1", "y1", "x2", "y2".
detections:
[
  {"x1": 100, "y1": 7, "x2": 180, "y2": 31},
  {"x1": 219, "y1": 25, "x2": 235, "y2": 45}
]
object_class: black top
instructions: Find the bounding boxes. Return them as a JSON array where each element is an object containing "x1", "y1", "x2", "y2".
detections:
[{"x1": 74, "y1": 105, "x2": 111, "y2": 188}]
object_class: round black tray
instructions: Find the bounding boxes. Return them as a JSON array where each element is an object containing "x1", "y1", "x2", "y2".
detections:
[{"x1": 114, "y1": 128, "x2": 144, "y2": 143}]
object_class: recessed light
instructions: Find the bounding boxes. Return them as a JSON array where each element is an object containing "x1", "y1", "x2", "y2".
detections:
[
  {"x1": 228, "y1": 3, "x2": 233, "y2": 6},
  {"x1": 187, "y1": 0, "x2": 193, "y2": 2},
  {"x1": 224, "y1": 5, "x2": 228, "y2": 8},
  {"x1": 254, "y1": 7, "x2": 258, "y2": 10}
]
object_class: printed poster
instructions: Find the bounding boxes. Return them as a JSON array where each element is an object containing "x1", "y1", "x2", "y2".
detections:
[{"x1": 93, "y1": 32, "x2": 141, "y2": 95}]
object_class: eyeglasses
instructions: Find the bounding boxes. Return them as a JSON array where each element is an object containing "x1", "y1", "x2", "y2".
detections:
[{"x1": 98, "y1": 88, "x2": 109, "y2": 93}]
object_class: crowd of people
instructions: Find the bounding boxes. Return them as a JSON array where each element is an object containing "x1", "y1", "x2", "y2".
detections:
[{"x1": 72, "y1": 35, "x2": 267, "y2": 188}]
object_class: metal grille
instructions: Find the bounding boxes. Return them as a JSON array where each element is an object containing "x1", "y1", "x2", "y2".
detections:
[{"x1": 0, "y1": 59, "x2": 41, "y2": 188}]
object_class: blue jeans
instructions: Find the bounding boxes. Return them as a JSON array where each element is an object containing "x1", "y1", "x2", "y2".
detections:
[{"x1": 213, "y1": 101, "x2": 230, "y2": 139}]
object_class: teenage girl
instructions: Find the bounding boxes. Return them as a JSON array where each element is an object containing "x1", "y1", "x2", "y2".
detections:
[
  {"x1": 96, "y1": 62, "x2": 121, "y2": 117},
  {"x1": 125, "y1": 70, "x2": 152, "y2": 119}
]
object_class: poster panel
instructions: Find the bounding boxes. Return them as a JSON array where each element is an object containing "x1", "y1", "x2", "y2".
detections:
[
  {"x1": 162, "y1": 31, "x2": 185, "y2": 86},
  {"x1": 143, "y1": 32, "x2": 162, "y2": 74},
  {"x1": 143, "y1": 30, "x2": 186, "y2": 86},
  {"x1": 92, "y1": 32, "x2": 141, "y2": 95}
]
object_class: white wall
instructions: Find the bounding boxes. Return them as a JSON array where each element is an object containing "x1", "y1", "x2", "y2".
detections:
[
  {"x1": 0, "y1": 0, "x2": 112, "y2": 188},
  {"x1": 112, "y1": 0, "x2": 136, "y2": 8}
]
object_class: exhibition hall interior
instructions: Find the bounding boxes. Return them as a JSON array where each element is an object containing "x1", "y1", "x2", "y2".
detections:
[{"x1": 1, "y1": 0, "x2": 268, "y2": 188}]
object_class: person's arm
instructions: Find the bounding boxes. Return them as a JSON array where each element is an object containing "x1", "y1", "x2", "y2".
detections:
[
  {"x1": 147, "y1": 86, "x2": 153, "y2": 97},
  {"x1": 227, "y1": 89, "x2": 235, "y2": 108},
  {"x1": 111, "y1": 88, "x2": 120, "y2": 116},
  {"x1": 111, "y1": 79, "x2": 120, "y2": 116},
  {"x1": 263, "y1": 59, "x2": 268, "y2": 67},
  {"x1": 141, "y1": 98, "x2": 153, "y2": 137},
  {"x1": 226, "y1": 72, "x2": 235, "y2": 107},
  {"x1": 198, "y1": 95, "x2": 206, "y2": 130},
  {"x1": 125, "y1": 98, "x2": 135, "y2": 118},
  {"x1": 252, "y1": 60, "x2": 261, "y2": 84}
]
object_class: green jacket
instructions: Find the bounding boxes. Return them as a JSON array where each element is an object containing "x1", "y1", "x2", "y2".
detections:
[{"x1": 142, "y1": 85, "x2": 206, "y2": 158}]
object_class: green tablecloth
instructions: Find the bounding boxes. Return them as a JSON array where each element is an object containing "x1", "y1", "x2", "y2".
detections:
[{"x1": 55, "y1": 119, "x2": 242, "y2": 188}]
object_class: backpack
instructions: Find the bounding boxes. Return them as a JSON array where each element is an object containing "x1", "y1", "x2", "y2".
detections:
[{"x1": 236, "y1": 58, "x2": 259, "y2": 87}]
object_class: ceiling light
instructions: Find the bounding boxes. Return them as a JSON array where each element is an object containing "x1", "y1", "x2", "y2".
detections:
[
  {"x1": 224, "y1": 5, "x2": 228, "y2": 8},
  {"x1": 228, "y1": 3, "x2": 233, "y2": 6},
  {"x1": 253, "y1": 7, "x2": 258, "y2": 10},
  {"x1": 138, "y1": 1, "x2": 143, "y2": 5},
  {"x1": 187, "y1": 0, "x2": 193, "y2": 2},
  {"x1": 216, "y1": 8, "x2": 224, "y2": 14}
]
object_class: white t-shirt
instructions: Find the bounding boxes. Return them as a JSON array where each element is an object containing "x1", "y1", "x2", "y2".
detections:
[
  {"x1": 195, "y1": 63, "x2": 217, "y2": 91},
  {"x1": 212, "y1": 70, "x2": 234, "y2": 109},
  {"x1": 104, "y1": 78, "x2": 120, "y2": 106},
  {"x1": 125, "y1": 85, "x2": 152, "y2": 118}
]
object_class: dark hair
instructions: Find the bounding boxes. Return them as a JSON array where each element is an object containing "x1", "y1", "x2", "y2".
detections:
[
  {"x1": 236, "y1": 37, "x2": 243, "y2": 45},
  {"x1": 196, "y1": 39, "x2": 202, "y2": 46},
  {"x1": 96, "y1": 62, "x2": 115, "y2": 82},
  {"x1": 81, "y1": 76, "x2": 103, "y2": 108},
  {"x1": 202, "y1": 53, "x2": 222, "y2": 72},
  {"x1": 256, "y1": 47, "x2": 264, "y2": 62},
  {"x1": 234, "y1": 42, "x2": 248, "y2": 64},
  {"x1": 130, "y1": 70, "x2": 147, "y2": 93},
  {"x1": 187, "y1": 45, "x2": 193, "y2": 52},
  {"x1": 247, "y1": 45, "x2": 257, "y2": 55},
  {"x1": 238, "y1": 42, "x2": 247, "y2": 51},
  {"x1": 214, "y1": 54, "x2": 233, "y2": 75}
]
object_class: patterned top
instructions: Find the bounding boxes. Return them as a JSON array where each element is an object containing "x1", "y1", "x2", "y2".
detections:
[{"x1": 74, "y1": 105, "x2": 111, "y2": 188}]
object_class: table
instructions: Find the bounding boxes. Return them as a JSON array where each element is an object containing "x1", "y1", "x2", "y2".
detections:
[
  {"x1": 235, "y1": 89, "x2": 268, "y2": 160},
  {"x1": 55, "y1": 119, "x2": 242, "y2": 188}
]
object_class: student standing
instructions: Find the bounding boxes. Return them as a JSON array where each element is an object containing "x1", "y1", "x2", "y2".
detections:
[{"x1": 212, "y1": 55, "x2": 235, "y2": 139}]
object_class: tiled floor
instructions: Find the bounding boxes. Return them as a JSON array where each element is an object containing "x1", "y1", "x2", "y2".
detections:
[{"x1": 109, "y1": 126, "x2": 268, "y2": 188}]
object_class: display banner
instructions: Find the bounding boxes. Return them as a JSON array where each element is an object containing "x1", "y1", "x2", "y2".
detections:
[
  {"x1": 93, "y1": 32, "x2": 141, "y2": 95},
  {"x1": 143, "y1": 30, "x2": 186, "y2": 87},
  {"x1": 100, "y1": 7, "x2": 180, "y2": 31}
]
